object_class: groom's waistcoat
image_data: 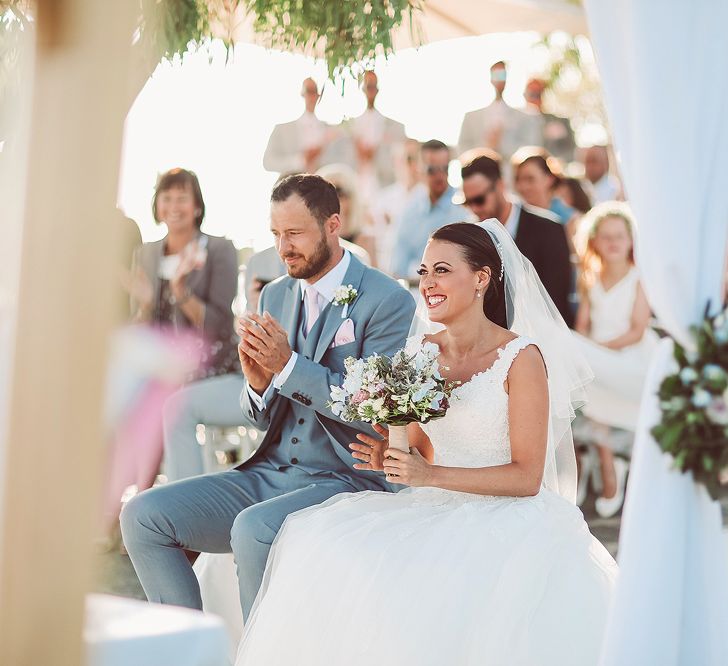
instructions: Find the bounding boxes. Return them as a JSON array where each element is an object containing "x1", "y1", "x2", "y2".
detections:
[{"x1": 262, "y1": 301, "x2": 355, "y2": 477}]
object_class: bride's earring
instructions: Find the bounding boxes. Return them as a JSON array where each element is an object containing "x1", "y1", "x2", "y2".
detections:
[{"x1": 476, "y1": 290, "x2": 481, "y2": 298}]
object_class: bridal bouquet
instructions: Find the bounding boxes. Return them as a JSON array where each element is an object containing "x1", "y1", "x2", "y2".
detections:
[{"x1": 328, "y1": 338, "x2": 457, "y2": 450}]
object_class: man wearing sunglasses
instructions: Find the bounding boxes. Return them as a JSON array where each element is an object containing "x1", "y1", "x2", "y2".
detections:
[
  {"x1": 390, "y1": 140, "x2": 473, "y2": 282},
  {"x1": 462, "y1": 152, "x2": 573, "y2": 327}
]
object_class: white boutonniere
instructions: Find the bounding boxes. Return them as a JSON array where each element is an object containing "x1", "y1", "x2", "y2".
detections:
[{"x1": 333, "y1": 284, "x2": 358, "y2": 319}]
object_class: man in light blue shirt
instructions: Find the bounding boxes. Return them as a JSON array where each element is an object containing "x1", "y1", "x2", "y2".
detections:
[{"x1": 391, "y1": 139, "x2": 472, "y2": 281}]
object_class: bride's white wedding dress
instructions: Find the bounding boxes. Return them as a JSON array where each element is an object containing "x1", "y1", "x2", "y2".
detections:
[{"x1": 235, "y1": 336, "x2": 617, "y2": 665}]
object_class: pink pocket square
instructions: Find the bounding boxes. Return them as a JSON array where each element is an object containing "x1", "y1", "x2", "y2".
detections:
[{"x1": 331, "y1": 318, "x2": 356, "y2": 348}]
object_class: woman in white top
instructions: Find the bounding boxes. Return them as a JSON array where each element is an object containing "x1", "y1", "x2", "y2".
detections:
[{"x1": 574, "y1": 202, "x2": 658, "y2": 516}]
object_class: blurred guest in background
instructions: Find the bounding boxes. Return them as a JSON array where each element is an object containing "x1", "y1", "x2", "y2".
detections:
[
  {"x1": 461, "y1": 152, "x2": 573, "y2": 326},
  {"x1": 523, "y1": 77, "x2": 576, "y2": 165},
  {"x1": 369, "y1": 138, "x2": 424, "y2": 270},
  {"x1": 125, "y1": 169, "x2": 240, "y2": 490},
  {"x1": 263, "y1": 78, "x2": 344, "y2": 175},
  {"x1": 116, "y1": 210, "x2": 142, "y2": 319},
  {"x1": 582, "y1": 145, "x2": 623, "y2": 204},
  {"x1": 391, "y1": 140, "x2": 471, "y2": 282},
  {"x1": 573, "y1": 202, "x2": 658, "y2": 516},
  {"x1": 349, "y1": 70, "x2": 406, "y2": 200},
  {"x1": 556, "y1": 177, "x2": 593, "y2": 215},
  {"x1": 512, "y1": 147, "x2": 578, "y2": 238},
  {"x1": 244, "y1": 246, "x2": 284, "y2": 314},
  {"x1": 316, "y1": 163, "x2": 374, "y2": 264},
  {"x1": 458, "y1": 61, "x2": 539, "y2": 167},
  {"x1": 128, "y1": 168, "x2": 239, "y2": 379}
]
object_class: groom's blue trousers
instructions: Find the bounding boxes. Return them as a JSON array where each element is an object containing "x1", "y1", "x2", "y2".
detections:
[{"x1": 120, "y1": 461, "x2": 357, "y2": 619}]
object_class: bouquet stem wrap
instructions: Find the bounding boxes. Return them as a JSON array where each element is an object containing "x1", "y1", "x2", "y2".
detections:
[{"x1": 387, "y1": 424, "x2": 409, "y2": 452}]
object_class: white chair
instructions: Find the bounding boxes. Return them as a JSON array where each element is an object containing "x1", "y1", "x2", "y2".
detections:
[{"x1": 85, "y1": 593, "x2": 229, "y2": 666}]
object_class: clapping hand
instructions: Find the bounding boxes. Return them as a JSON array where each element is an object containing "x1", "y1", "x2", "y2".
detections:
[
  {"x1": 349, "y1": 423, "x2": 390, "y2": 471},
  {"x1": 170, "y1": 241, "x2": 204, "y2": 301},
  {"x1": 236, "y1": 335, "x2": 274, "y2": 394},
  {"x1": 122, "y1": 266, "x2": 154, "y2": 316},
  {"x1": 237, "y1": 312, "x2": 292, "y2": 383}
]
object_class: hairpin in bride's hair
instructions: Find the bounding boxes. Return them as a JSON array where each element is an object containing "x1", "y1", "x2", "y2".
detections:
[{"x1": 494, "y1": 241, "x2": 505, "y2": 282}]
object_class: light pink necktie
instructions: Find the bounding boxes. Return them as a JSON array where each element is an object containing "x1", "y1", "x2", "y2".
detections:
[{"x1": 304, "y1": 285, "x2": 320, "y2": 336}]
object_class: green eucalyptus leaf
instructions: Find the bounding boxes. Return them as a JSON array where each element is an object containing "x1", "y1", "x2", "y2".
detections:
[{"x1": 674, "y1": 449, "x2": 688, "y2": 470}]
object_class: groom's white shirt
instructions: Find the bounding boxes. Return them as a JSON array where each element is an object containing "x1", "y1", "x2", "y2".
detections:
[{"x1": 247, "y1": 249, "x2": 351, "y2": 410}]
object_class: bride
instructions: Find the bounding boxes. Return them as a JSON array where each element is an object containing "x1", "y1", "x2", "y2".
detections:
[{"x1": 234, "y1": 220, "x2": 617, "y2": 665}]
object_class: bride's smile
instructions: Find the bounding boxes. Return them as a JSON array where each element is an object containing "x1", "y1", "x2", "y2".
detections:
[
  {"x1": 425, "y1": 293, "x2": 446, "y2": 308},
  {"x1": 417, "y1": 237, "x2": 491, "y2": 324}
]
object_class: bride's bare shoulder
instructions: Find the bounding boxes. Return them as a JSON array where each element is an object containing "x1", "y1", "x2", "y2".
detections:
[{"x1": 508, "y1": 342, "x2": 548, "y2": 383}]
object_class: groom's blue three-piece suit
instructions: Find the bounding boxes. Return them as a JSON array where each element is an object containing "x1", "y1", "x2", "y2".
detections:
[{"x1": 121, "y1": 252, "x2": 415, "y2": 618}]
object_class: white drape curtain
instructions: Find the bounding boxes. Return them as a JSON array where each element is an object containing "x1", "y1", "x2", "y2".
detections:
[{"x1": 584, "y1": 1, "x2": 728, "y2": 664}]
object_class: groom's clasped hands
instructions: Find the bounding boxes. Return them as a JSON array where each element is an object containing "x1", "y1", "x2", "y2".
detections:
[
  {"x1": 236, "y1": 312, "x2": 292, "y2": 392},
  {"x1": 350, "y1": 424, "x2": 432, "y2": 486}
]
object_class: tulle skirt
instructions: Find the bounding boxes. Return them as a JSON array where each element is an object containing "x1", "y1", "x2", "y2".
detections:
[{"x1": 236, "y1": 486, "x2": 617, "y2": 666}]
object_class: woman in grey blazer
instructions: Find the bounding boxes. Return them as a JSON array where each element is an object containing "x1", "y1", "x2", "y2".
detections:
[
  {"x1": 105, "y1": 169, "x2": 240, "y2": 538},
  {"x1": 130, "y1": 168, "x2": 239, "y2": 378}
]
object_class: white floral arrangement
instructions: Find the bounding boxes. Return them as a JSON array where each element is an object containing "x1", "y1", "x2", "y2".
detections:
[
  {"x1": 328, "y1": 338, "x2": 457, "y2": 426},
  {"x1": 652, "y1": 306, "x2": 728, "y2": 498},
  {"x1": 333, "y1": 284, "x2": 358, "y2": 318}
]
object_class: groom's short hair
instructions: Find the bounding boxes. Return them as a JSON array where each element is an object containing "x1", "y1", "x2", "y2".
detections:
[
  {"x1": 271, "y1": 173, "x2": 340, "y2": 225},
  {"x1": 461, "y1": 151, "x2": 503, "y2": 183}
]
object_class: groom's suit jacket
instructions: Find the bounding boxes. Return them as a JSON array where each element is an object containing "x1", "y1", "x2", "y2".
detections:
[{"x1": 237, "y1": 253, "x2": 415, "y2": 492}]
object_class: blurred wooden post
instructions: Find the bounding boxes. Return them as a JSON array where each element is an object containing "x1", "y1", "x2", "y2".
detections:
[{"x1": 0, "y1": 1, "x2": 136, "y2": 664}]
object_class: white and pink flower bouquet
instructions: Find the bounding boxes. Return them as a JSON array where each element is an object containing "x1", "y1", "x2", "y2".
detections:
[{"x1": 328, "y1": 338, "x2": 457, "y2": 449}]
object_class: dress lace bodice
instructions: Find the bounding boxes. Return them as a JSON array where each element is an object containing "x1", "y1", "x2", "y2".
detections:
[{"x1": 420, "y1": 336, "x2": 537, "y2": 469}]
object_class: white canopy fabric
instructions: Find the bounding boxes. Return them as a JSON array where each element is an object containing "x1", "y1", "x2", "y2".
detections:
[
  {"x1": 584, "y1": 1, "x2": 728, "y2": 664},
  {"x1": 391, "y1": 0, "x2": 588, "y2": 47}
]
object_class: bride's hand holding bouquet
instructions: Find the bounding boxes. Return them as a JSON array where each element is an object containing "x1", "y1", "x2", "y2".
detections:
[{"x1": 328, "y1": 337, "x2": 457, "y2": 482}]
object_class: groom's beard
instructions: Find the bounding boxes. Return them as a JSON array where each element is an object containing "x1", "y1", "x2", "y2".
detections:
[{"x1": 283, "y1": 234, "x2": 332, "y2": 280}]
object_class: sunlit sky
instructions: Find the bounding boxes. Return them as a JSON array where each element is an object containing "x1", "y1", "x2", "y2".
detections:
[{"x1": 118, "y1": 33, "x2": 604, "y2": 251}]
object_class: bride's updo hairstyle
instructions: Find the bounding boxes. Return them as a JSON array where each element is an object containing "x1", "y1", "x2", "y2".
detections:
[{"x1": 430, "y1": 222, "x2": 508, "y2": 328}]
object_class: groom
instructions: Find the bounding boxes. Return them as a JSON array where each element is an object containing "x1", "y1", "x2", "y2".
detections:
[{"x1": 121, "y1": 174, "x2": 415, "y2": 619}]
